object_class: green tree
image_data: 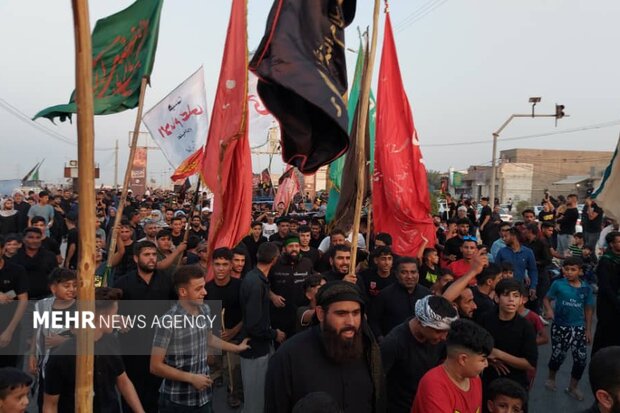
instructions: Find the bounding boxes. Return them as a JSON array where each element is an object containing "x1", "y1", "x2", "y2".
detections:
[{"x1": 427, "y1": 170, "x2": 442, "y2": 192}]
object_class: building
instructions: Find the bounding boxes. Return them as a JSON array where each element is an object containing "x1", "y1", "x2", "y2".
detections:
[
  {"x1": 456, "y1": 148, "x2": 612, "y2": 204},
  {"x1": 500, "y1": 148, "x2": 612, "y2": 203}
]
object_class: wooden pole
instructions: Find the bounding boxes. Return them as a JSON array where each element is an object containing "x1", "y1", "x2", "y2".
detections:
[
  {"x1": 72, "y1": 0, "x2": 95, "y2": 411},
  {"x1": 104, "y1": 77, "x2": 148, "y2": 284},
  {"x1": 174, "y1": 177, "x2": 202, "y2": 266},
  {"x1": 349, "y1": 0, "x2": 381, "y2": 275}
]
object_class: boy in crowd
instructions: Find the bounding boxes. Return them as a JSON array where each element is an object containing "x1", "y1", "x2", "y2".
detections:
[
  {"x1": 543, "y1": 256, "x2": 594, "y2": 401},
  {"x1": 0, "y1": 367, "x2": 32, "y2": 413},
  {"x1": 486, "y1": 378, "x2": 528, "y2": 413},
  {"x1": 500, "y1": 262, "x2": 514, "y2": 279},
  {"x1": 43, "y1": 287, "x2": 144, "y2": 413},
  {"x1": 28, "y1": 269, "x2": 77, "y2": 409},
  {"x1": 479, "y1": 279, "x2": 538, "y2": 393},
  {"x1": 296, "y1": 275, "x2": 326, "y2": 332},
  {"x1": 412, "y1": 319, "x2": 494, "y2": 413},
  {"x1": 419, "y1": 247, "x2": 442, "y2": 288},
  {"x1": 358, "y1": 246, "x2": 395, "y2": 303},
  {"x1": 518, "y1": 287, "x2": 549, "y2": 389},
  {"x1": 2, "y1": 235, "x2": 21, "y2": 260},
  {"x1": 568, "y1": 233, "x2": 585, "y2": 258}
]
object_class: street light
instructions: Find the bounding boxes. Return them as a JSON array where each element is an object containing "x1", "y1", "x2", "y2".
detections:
[{"x1": 489, "y1": 98, "x2": 566, "y2": 205}]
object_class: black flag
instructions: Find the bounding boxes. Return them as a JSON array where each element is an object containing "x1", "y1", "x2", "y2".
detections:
[{"x1": 250, "y1": 0, "x2": 356, "y2": 174}]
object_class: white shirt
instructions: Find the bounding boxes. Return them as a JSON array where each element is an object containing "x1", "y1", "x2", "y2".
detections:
[
  {"x1": 318, "y1": 233, "x2": 366, "y2": 253},
  {"x1": 262, "y1": 223, "x2": 278, "y2": 238}
]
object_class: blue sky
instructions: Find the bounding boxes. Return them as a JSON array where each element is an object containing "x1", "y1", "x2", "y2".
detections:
[{"x1": 0, "y1": 0, "x2": 619, "y2": 185}]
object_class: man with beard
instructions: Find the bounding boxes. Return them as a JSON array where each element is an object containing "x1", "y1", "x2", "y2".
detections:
[
  {"x1": 443, "y1": 218, "x2": 471, "y2": 264},
  {"x1": 231, "y1": 248, "x2": 247, "y2": 279},
  {"x1": 188, "y1": 214, "x2": 208, "y2": 241},
  {"x1": 315, "y1": 229, "x2": 348, "y2": 273},
  {"x1": 269, "y1": 234, "x2": 315, "y2": 339},
  {"x1": 380, "y1": 295, "x2": 458, "y2": 413},
  {"x1": 114, "y1": 241, "x2": 176, "y2": 413},
  {"x1": 369, "y1": 258, "x2": 432, "y2": 341},
  {"x1": 496, "y1": 227, "x2": 538, "y2": 301},
  {"x1": 583, "y1": 346, "x2": 620, "y2": 413},
  {"x1": 265, "y1": 281, "x2": 386, "y2": 413}
]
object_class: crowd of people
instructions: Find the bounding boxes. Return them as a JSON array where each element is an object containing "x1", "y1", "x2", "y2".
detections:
[{"x1": 0, "y1": 186, "x2": 619, "y2": 413}]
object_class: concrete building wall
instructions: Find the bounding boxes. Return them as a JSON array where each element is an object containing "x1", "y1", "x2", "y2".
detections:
[
  {"x1": 500, "y1": 148, "x2": 613, "y2": 203},
  {"x1": 499, "y1": 163, "x2": 534, "y2": 203}
]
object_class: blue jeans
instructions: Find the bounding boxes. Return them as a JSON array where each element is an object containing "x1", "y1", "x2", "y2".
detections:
[{"x1": 158, "y1": 394, "x2": 213, "y2": 413}]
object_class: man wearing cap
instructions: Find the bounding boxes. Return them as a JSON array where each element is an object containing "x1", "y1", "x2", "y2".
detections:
[
  {"x1": 380, "y1": 295, "x2": 459, "y2": 413},
  {"x1": 269, "y1": 216, "x2": 291, "y2": 244},
  {"x1": 265, "y1": 281, "x2": 387, "y2": 413},
  {"x1": 269, "y1": 233, "x2": 315, "y2": 339}
]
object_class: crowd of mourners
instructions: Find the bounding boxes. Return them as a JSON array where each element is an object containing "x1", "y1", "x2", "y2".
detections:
[{"x1": 0, "y1": 186, "x2": 619, "y2": 413}]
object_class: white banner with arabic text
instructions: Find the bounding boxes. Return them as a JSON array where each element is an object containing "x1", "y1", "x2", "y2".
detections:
[{"x1": 143, "y1": 67, "x2": 209, "y2": 170}]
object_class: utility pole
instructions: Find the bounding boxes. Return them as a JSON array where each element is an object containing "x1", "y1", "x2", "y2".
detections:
[
  {"x1": 489, "y1": 98, "x2": 566, "y2": 206},
  {"x1": 114, "y1": 139, "x2": 119, "y2": 189}
]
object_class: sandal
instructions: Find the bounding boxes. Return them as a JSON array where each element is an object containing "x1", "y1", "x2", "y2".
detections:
[
  {"x1": 565, "y1": 387, "x2": 584, "y2": 401},
  {"x1": 544, "y1": 379, "x2": 557, "y2": 391}
]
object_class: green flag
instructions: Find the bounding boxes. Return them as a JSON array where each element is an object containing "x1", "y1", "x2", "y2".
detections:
[
  {"x1": 34, "y1": 0, "x2": 163, "y2": 123},
  {"x1": 326, "y1": 40, "x2": 375, "y2": 223}
]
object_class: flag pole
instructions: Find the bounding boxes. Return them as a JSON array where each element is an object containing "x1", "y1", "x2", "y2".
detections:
[
  {"x1": 104, "y1": 77, "x2": 148, "y2": 285},
  {"x1": 349, "y1": 0, "x2": 381, "y2": 275},
  {"x1": 72, "y1": 0, "x2": 96, "y2": 411},
  {"x1": 175, "y1": 176, "x2": 202, "y2": 266}
]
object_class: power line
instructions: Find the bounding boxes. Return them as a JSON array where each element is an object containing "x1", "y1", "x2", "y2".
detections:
[
  {"x1": 0, "y1": 97, "x2": 115, "y2": 151},
  {"x1": 395, "y1": 0, "x2": 450, "y2": 33},
  {"x1": 422, "y1": 119, "x2": 620, "y2": 148}
]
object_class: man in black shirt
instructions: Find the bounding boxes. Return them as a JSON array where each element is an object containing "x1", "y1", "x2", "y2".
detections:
[
  {"x1": 583, "y1": 346, "x2": 620, "y2": 413},
  {"x1": 309, "y1": 220, "x2": 324, "y2": 249},
  {"x1": 43, "y1": 287, "x2": 144, "y2": 413},
  {"x1": 241, "y1": 221, "x2": 267, "y2": 268},
  {"x1": 239, "y1": 242, "x2": 285, "y2": 412},
  {"x1": 169, "y1": 216, "x2": 185, "y2": 247},
  {"x1": 381, "y1": 295, "x2": 458, "y2": 413},
  {"x1": 188, "y1": 214, "x2": 208, "y2": 241},
  {"x1": 480, "y1": 279, "x2": 538, "y2": 391},
  {"x1": 443, "y1": 218, "x2": 470, "y2": 263},
  {"x1": 298, "y1": 225, "x2": 320, "y2": 267},
  {"x1": 0, "y1": 235, "x2": 28, "y2": 368},
  {"x1": 268, "y1": 216, "x2": 290, "y2": 245},
  {"x1": 478, "y1": 197, "x2": 493, "y2": 247},
  {"x1": 582, "y1": 198, "x2": 604, "y2": 250},
  {"x1": 265, "y1": 281, "x2": 386, "y2": 413},
  {"x1": 109, "y1": 222, "x2": 137, "y2": 284},
  {"x1": 31, "y1": 216, "x2": 62, "y2": 265},
  {"x1": 269, "y1": 234, "x2": 315, "y2": 338},
  {"x1": 9, "y1": 228, "x2": 56, "y2": 301},
  {"x1": 114, "y1": 240, "x2": 175, "y2": 413},
  {"x1": 358, "y1": 246, "x2": 395, "y2": 305},
  {"x1": 556, "y1": 194, "x2": 579, "y2": 256},
  {"x1": 206, "y1": 247, "x2": 244, "y2": 408},
  {"x1": 369, "y1": 257, "x2": 432, "y2": 340},
  {"x1": 523, "y1": 223, "x2": 552, "y2": 312}
]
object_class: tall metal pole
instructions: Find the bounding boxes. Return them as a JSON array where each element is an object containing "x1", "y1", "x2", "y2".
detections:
[
  {"x1": 71, "y1": 0, "x2": 96, "y2": 411},
  {"x1": 489, "y1": 113, "x2": 559, "y2": 205}
]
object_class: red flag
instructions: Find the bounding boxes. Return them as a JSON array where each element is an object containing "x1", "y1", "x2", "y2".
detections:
[
  {"x1": 273, "y1": 166, "x2": 300, "y2": 212},
  {"x1": 372, "y1": 13, "x2": 436, "y2": 257},
  {"x1": 201, "y1": 0, "x2": 252, "y2": 275},
  {"x1": 170, "y1": 147, "x2": 203, "y2": 181}
]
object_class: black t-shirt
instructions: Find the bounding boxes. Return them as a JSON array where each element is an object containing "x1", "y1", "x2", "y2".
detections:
[
  {"x1": 171, "y1": 231, "x2": 185, "y2": 247},
  {"x1": 8, "y1": 248, "x2": 57, "y2": 300},
  {"x1": 114, "y1": 242, "x2": 136, "y2": 280},
  {"x1": 0, "y1": 261, "x2": 28, "y2": 342},
  {"x1": 45, "y1": 334, "x2": 125, "y2": 413},
  {"x1": 189, "y1": 227, "x2": 208, "y2": 241},
  {"x1": 419, "y1": 264, "x2": 442, "y2": 288},
  {"x1": 471, "y1": 287, "x2": 496, "y2": 323},
  {"x1": 66, "y1": 228, "x2": 79, "y2": 269},
  {"x1": 479, "y1": 311, "x2": 538, "y2": 388},
  {"x1": 538, "y1": 210, "x2": 555, "y2": 224},
  {"x1": 299, "y1": 247, "x2": 320, "y2": 267},
  {"x1": 582, "y1": 204, "x2": 604, "y2": 233},
  {"x1": 358, "y1": 268, "x2": 395, "y2": 302},
  {"x1": 558, "y1": 207, "x2": 579, "y2": 235},
  {"x1": 380, "y1": 320, "x2": 445, "y2": 413},
  {"x1": 444, "y1": 236, "x2": 464, "y2": 260},
  {"x1": 206, "y1": 277, "x2": 242, "y2": 330},
  {"x1": 479, "y1": 205, "x2": 492, "y2": 228},
  {"x1": 41, "y1": 237, "x2": 61, "y2": 256}
]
